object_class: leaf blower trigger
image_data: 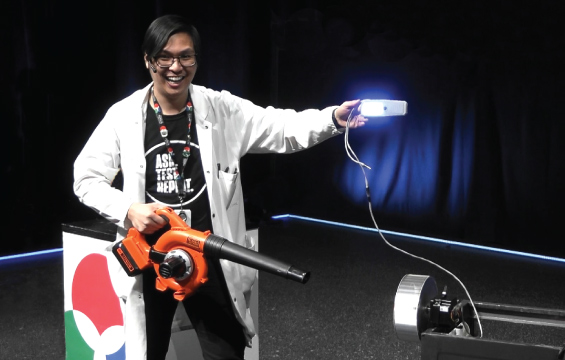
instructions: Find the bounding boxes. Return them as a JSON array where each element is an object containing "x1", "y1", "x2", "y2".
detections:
[{"x1": 112, "y1": 207, "x2": 310, "y2": 301}]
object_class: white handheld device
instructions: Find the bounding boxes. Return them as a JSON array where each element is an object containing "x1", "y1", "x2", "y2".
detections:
[{"x1": 359, "y1": 99, "x2": 408, "y2": 117}]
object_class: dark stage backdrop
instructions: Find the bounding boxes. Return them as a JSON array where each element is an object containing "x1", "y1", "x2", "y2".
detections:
[{"x1": 3, "y1": 0, "x2": 564, "y2": 258}]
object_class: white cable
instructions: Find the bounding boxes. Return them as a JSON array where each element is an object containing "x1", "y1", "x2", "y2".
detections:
[
  {"x1": 344, "y1": 111, "x2": 484, "y2": 338},
  {"x1": 344, "y1": 114, "x2": 371, "y2": 170}
]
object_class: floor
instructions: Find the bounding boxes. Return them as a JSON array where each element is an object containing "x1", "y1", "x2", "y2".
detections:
[{"x1": 1, "y1": 217, "x2": 564, "y2": 359}]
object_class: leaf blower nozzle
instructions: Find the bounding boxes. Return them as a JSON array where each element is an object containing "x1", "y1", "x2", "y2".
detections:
[{"x1": 203, "y1": 234, "x2": 310, "y2": 284}]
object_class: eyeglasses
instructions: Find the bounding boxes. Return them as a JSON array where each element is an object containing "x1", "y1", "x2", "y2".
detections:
[{"x1": 154, "y1": 54, "x2": 197, "y2": 68}]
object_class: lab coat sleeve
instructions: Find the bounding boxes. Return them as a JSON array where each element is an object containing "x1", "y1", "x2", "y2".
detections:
[
  {"x1": 209, "y1": 89, "x2": 343, "y2": 157},
  {"x1": 73, "y1": 106, "x2": 134, "y2": 229}
]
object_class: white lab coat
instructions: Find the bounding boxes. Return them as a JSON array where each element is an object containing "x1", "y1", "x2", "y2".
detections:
[{"x1": 73, "y1": 82, "x2": 343, "y2": 359}]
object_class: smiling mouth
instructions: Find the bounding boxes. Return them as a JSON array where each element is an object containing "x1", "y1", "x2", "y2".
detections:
[{"x1": 166, "y1": 76, "x2": 185, "y2": 83}]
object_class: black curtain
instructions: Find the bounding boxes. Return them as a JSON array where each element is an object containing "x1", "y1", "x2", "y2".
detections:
[
  {"x1": 263, "y1": 1, "x2": 565, "y2": 257},
  {"x1": 3, "y1": 0, "x2": 564, "y2": 258}
]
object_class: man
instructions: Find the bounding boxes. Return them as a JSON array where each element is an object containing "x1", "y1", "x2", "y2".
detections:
[{"x1": 74, "y1": 14, "x2": 367, "y2": 360}]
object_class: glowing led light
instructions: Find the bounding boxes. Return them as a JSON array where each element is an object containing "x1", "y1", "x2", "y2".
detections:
[
  {"x1": 361, "y1": 101, "x2": 385, "y2": 116},
  {"x1": 359, "y1": 99, "x2": 408, "y2": 117}
]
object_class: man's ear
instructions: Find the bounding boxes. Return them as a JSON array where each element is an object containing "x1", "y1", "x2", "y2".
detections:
[{"x1": 144, "y1": 54, "x2": 149, "y2": 69}]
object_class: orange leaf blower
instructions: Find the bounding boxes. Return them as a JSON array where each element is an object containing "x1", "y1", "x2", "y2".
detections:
[{"x1": 112, "y1": 207, "x2": 310, "y2": 300}]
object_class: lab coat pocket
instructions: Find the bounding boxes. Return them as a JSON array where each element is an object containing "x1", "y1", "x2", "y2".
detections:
[{"x1": 218, "y1": 169, "x2": 239, "y2": 208}]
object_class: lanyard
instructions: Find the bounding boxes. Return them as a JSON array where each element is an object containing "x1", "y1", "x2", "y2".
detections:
[{"x1": 151, "y1": 87, "x2": 194, "y2": 220}]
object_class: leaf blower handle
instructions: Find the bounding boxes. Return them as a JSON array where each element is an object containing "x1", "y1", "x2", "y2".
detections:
[{"x1": 203, "y1": 234, "x2": 310, "y2": 284}]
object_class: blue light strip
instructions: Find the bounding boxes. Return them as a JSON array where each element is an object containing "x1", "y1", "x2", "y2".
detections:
[
  {"x1": 272, "y1": 214, "x2": 565, "y2": 264},
  {"x1": 0, "y1": 248, "x2": 63, "y2": 264}
]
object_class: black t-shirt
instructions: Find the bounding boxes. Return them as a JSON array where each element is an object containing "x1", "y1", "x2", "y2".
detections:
[{"x1": 144, "y1": 102, "x2": 213, "y2": 232}]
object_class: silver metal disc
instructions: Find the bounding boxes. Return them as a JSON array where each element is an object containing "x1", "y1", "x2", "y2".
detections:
[
  {"x1": 393, "y1": 274, "x2": 438, "y2": 342},
  {"x1": 164, "y1": 249, "x2": 193, "y2": 281}
]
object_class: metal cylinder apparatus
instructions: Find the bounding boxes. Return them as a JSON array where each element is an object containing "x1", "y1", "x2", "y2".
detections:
[{"x1": 393, "y1": 274, "x2": 438, "y2": 342}]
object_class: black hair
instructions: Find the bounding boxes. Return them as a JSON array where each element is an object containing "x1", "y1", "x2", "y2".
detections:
[{"x1": 142, "y1": 14, "x2": 201, "y2": 63}]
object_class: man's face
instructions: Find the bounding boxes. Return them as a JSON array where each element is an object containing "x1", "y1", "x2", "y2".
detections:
[{"x1": 145, "y1": 32, "x2": 197, "y2": 104}]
